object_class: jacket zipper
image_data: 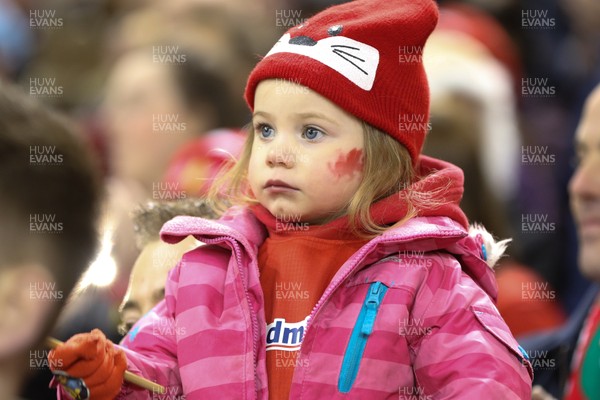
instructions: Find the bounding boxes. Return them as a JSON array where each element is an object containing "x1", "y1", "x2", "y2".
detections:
[
  {"x1": 338, "y1": 281, "x2": 388, "y2": 393},
  {"x1": 201, "y1": 236, "x2": 260, "y2": 398}
]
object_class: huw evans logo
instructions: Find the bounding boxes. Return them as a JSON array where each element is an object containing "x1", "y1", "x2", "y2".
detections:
[
  {"x1": 521, "y1": 214, "x2": 556, "y2": 233},
  {"x1": 399, "y1": 386, "x2": 432, "y2": 400},
  {"x1": 398, "y1": 318, "x2": 432, "y2": 336},
  {"x1": 30, "y1": 349, "x2": 63, "y2": 370},
  {"x1": 521, "y1": 145, "x2": 555, "y2": 165},
  {"x1": 152, "y1": 45, "x2": 186, "y2": 64},
  {"x1": 30, "y1": 145, "x2": 63, "y2": 165},
  {"x1": 152, "y1": 114, "x2": 187, "y2": 133},
  {"x1": 275, "y1": 281, "x2": 309, "y2": 300},
  {"x1": 275, "y1": 78, "x2": 309, "y2": 95},
  {"x1": 29, "y1": 214, "x2": 63, "y2": 234},
  {"x1": 521, "y1": 9, "x2": 555, "y2": 29},
  {"x1": 274, "y1": 350, "x2": 309, "y2": 368},
  {"x1": 29, "y1": 10, "x2": 63, "y2": 29},
  {"x1": 266, "y1": 316, "x2": 309, "y2": 352},
  {"x1": 521, "y1": 78, "x2": 556, "y2": 97},
  {"x1": 152, "y1": 181, "x2": 187, "y2": 200},
  {"x1": 275, "y1": 214, "x2": 309, "y2": 232},
  {"x1": 152, "y1": 386, "x2": 186, "y2": 400},
  {"x1": 275, "y1": 10, "x2": 307, "y2": 28},
  {"x1": 398, "y1": 46, "x2": 424, "y2": 63},
  {"x1": 524, "y1": 350, "x2": 556, "y2": 370},
  {"x1": 521, "y1": 282, "x2": 556, "y2": 301},
  {"x1": 399, "y1": 113, "x2": 431, "y2": 133},
  {"x1": 397, "y1": 250, "x2": 433, "y2": 268},
  {"x1": 29, "y1": 281, "x2": 63, "y2": 301},
  {"x1": 29, "y1": 77, "x2": 63, "y2": 97}
]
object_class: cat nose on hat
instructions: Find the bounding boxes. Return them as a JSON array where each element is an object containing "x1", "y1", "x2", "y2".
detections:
[{"x1": 289, "y1": 36, "x2": 317, "y2": 46}]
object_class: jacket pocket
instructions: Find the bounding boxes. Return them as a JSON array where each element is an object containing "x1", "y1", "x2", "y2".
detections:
[
  {"x1": 471, "y1": 305, "x2": 534, "y2": 379},
  {"x1": 338, "y1": 281, "x2": 388, "y2": 393}
]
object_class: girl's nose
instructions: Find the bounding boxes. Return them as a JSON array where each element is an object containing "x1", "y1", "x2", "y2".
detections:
[{"x1": 266, "y1": 137, "x2": 296, "y2": 168}]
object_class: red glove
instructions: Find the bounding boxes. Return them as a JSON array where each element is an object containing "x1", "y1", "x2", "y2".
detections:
[{"x1": 48, "y1": 329, "x2": 127, "y2": 400}]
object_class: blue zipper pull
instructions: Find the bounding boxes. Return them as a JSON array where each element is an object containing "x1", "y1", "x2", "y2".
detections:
[
  {"x1": 338, "y1": 281, "x2": 388, "y2": 393},
  {"x1": 361, "y1": 282, "x2": 383, "y2": 336}
]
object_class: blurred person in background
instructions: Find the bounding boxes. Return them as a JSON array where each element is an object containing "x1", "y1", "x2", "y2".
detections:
[
  {"x1": 480, "y1": 0, "x2": 600, "y2": 314},
  {"x1": 117, "y1": 130, "x2": 244, "y2": 335},
  {"x1": 563, "y1": 82, "x2": 600, "y2": 400},
  {"x1": 9, "y1": 3, "x2": 119, "y2": 397},
  {"x1": 119, "y1": 131, "x2": 244, "y2": 333},
  {"x1": 118, "y1": 199, "x2": 215, "y2": 335},
  {"x1": 438, "y1": 0, "x2": 599, "y2": 330},
  {"x1": 21, "y1": 94, "x2": 246, "y2": 400},
  {"x1": 553, "y1": 0, "x2": 600, "y2": 316},
  {"x1": 0, "y1": 82, "x2": 101, "y2": 399},
  {"x1": 102, "y1": 4, "x2": 278, "y2": 193},
  {"x1": 525, "y1": 83, "x2": 600, "y2": 400},
  {"x1": 423, "y1": 4, "x2": 566, "y2": 337},
  {"x1": 100, "y1": 4, "x2": 277, "y2": 301},
  {"x1": 102, "y1": 45, "x2": 234, "y2": 193},
  {"x1": 12, "y1": 1, "x2": 278, "y2": 304}
]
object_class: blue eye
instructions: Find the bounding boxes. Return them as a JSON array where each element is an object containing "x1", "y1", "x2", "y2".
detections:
[
  {"x1": 255, "y1": 123, "x2": 274, "y2": 139},
  {"x1": 303, "y1": 127, "x2": 323, "y2": 141}
]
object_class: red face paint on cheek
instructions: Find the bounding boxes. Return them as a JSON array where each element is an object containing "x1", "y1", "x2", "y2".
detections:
[{"x1": 328, "y1": 148, "x2": 364, "y2": 179}]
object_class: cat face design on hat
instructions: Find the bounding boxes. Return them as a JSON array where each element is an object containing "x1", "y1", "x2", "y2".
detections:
[{"x1": 265, "y1": 24, "x2": 380, "y2": 91}]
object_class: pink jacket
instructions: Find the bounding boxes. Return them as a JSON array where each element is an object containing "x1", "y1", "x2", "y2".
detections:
[{"x1": 107, "y1": 206, "x2": 532, "y2": 399}]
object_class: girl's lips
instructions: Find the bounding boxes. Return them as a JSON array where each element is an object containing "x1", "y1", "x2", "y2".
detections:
[
  {"x1": 264, "y1": 179, "x2": 298, "y2": 190},
  {"x1": 265, "y1": 186, "x2": 298, "y2": 194}
]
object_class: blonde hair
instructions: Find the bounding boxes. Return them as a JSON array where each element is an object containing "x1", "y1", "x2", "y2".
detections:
[{"x1": 208, "y1": 123, "x2": 448, "y2": 237}]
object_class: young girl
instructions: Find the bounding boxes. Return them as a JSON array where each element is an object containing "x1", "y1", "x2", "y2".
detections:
[{"x1": 49, "y1": 0, "x2": 533, "y2": 398}]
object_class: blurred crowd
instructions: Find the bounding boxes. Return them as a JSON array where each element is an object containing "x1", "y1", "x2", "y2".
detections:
[{"x1": 1, "y1": 0, "x2": 599, "y2": 398}]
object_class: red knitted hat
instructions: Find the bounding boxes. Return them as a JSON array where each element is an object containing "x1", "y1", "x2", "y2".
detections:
[{"x1": 244, "y1": 0, "x2": 439, "y2": 164}]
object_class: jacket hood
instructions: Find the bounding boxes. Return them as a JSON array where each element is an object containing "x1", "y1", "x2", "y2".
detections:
[{"x1": 373, "y1": 154, "x2": 469, "y2": 228}]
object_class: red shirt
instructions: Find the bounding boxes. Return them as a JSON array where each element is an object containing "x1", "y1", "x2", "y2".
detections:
[{"x1": 253, "y1": 205, "x2": 367, "y2": 399}]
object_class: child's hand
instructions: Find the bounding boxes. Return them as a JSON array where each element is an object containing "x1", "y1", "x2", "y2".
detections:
[{"x1": 48, "y1": 329, "x2": 127, "y2": 400}]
